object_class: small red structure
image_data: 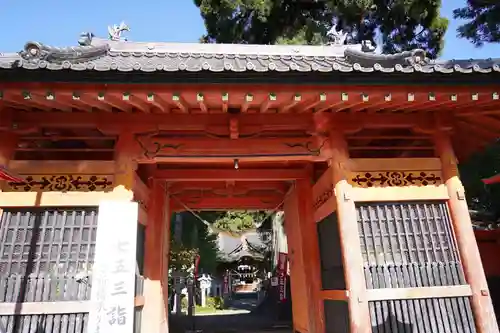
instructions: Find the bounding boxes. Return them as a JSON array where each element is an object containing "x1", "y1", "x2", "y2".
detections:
[
  {"x1": 483, "y1": 174, "x2": 500, "y2": 185},
  {"x1": 478, "y1": 174, "x2": 500, "y2": 276},
  {"x1": 0, "y1": 165, "x2": 24, "y2": 182}
]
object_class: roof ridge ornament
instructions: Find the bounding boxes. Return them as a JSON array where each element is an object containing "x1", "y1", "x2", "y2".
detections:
[
  {"x1": 18, "y1": 32, "x2": 109, "y2": 64},
  {"x1": 78, "y1": 32, "x2": 94, "y2": 46},
  {"x1": 326, "y1": 25, "x2": 348, "y2": 46},
  {"x1": 344, "y1": 47, "x2": 429, "y2": 68},
  {"x1": 108, "y1": 22, "x2": 130, "y2": 42},
  {"x1": 326, "y1": 24, "x2": 376, "y2": 54},
  {"x1": 361, "y1": 40, "x2": 376, "y2": 53}
]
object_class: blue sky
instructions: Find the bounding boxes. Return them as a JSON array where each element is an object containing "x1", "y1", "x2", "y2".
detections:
[{"x1": 1, "y1": 0, "x2": 499, "y2": 59}]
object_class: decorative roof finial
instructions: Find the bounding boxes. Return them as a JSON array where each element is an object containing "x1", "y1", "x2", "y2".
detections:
[
  {"x1": 361, "y1": 40, "x2": 376, "y2": 53},
  {"x1": 108, "y1": 22, "x2": 130, "y2": 41},
  {"x1": 78, "y1": 32, "x2": 94, "y2": 46},
  {"x1": 327, "y1": 24, "x2": 348, "y2": 46}
]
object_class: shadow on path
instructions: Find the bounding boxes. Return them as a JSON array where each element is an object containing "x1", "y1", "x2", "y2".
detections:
[{"x1": 169, "y1": 292, "x2": 292, "y2": 333}]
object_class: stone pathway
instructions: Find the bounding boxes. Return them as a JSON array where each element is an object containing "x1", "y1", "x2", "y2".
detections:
[{"x1": 171, "y1": 292, "x2": 292, "y2": 333}]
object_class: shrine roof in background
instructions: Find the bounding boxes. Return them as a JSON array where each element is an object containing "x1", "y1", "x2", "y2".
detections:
[{"x1": 216, "y1": 230, "x2": 266, "y2": 262}]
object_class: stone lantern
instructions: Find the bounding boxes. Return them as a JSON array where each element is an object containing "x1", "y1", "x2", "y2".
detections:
[{"x1": 198, "y1": 274, "x2": 212, "y2": 307}]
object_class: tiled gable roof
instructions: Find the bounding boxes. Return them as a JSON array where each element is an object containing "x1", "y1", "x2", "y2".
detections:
[
  {"x1": 1, "y1": 32, "x2": 500, "y2": 74},
  {"x1": 217, "y1": 231, "x2": 266, "y2": 262}
]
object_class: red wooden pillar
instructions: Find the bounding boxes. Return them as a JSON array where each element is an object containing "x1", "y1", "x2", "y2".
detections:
[
  {"x1": 142, "y1": 179, "x2": 170, "y2": 333},
  {"x1": 327, "y1": 131, "x2": 371, "y2": 333},
  {"x1": 435, "y1": 131, "x2": 499, "y2": 333},
  {"x1": 284, "y1": 178, "x2": 323, "y2": 333},
  {"x1": 161, "y1": 187, "x2": 172, "y2": 317},
  {"x1": 0, "y1": 131, "x2": 20, "y2": 190},
  {"x1": 113, "y1": 131, "x2": 138, "y2": 200},
  {"x1": 0, "y1": 131, "x2": 18, "y2": 172},
  {"x1": 113, "y1": 131, "x2": 170, "y2": 330}
]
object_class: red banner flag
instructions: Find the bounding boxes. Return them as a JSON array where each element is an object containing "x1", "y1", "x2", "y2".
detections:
[
  {"x1": 277, "y1": 252, "x2": 288, "y2": 302},
  {"x1": 223, "y1": 271, "x2": 230, "y2": 295},
  {"x1": 194, "y1": 254, "x2": 200, "y2": 280}
]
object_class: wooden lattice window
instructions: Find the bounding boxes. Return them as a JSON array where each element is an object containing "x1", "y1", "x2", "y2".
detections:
[
  {"x1": 0, "y1": 208, "x2": 98, "y2": 277},
  {"x1": 356, "y1": 202, "x2": 476, "y2": 333}
]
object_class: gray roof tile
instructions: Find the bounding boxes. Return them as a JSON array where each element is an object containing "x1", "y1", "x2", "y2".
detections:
[
  {"x1": 217, "y1": 231, "x2": 265, "y2": 261},
  {"x1": 1, "y1": 32, "x2": 500, "y2": 75}
]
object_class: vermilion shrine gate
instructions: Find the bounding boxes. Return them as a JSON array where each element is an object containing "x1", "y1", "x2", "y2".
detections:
[{"x1": 0, "y1": 27, "x2": 499, "y2": 333}]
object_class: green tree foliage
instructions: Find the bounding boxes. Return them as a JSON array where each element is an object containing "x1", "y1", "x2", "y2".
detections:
[
  {"x1": 453, "y1": 4, "x2": 500, "y2": 223},
  {"x1": 212, "y1": 210, "x2": 268, "y2": 234},
  {"x1": 168, "y1": 210, "x2": 271, "y2": 276},
  {"x1": 194, "y1": 0, "x2": 448, "y2": 58},
  {"x1": 454, "y1": 1, "x2": 500, "y2": 47},
  {"x1": 169, "y1": 212, "x2": 220, "y2": 274},
  {"x1": 169, "y1": 241, "x2": 199, "y2": 272}
]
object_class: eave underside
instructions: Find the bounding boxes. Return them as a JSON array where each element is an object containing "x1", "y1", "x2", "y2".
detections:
[
  {"x1": 2, "y1": 69, "x2": 500, "y2": 86},
  {"x1": 1, "y1": 82, "x2": 499, "y2": 162},
  {"x1": 1, "y1": 81, "x2": 499, "y2": 210}
]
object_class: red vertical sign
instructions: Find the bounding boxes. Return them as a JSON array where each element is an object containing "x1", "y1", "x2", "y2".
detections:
[
  {"x1": 277, "y1": 252, "x2": 288, "y2": 302},
  {"x1": 223, "y1": 271, "x2": 230, "y2": 295},
  {"x1": 194, "y1": 254, "x2": 200, "y2": 280}
]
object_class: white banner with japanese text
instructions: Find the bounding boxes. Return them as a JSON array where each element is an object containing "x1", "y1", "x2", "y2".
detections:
[{"x1": 88, "y1": 201, "x2": 138, "y2": 333}]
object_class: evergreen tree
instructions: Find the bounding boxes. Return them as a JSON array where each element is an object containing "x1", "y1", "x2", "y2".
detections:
[
  {"x1": 453, "y1": 2, "x2": 500, "y2": 223},
  {"x1": 459, "y1": 141, "x2": 500, "y2": 223},
  {"x1": 212, "y1": 210, "x2": 268, "y2": 235},
  {"x1": 194, "y1": 0, "x2": 448, "y2": 58},
  {"x1": 454, "y1": 1, "x2": 500, "y2": 47},
  {"x1": 169, "y1": 212, "x2": 220, "y2": 274}
]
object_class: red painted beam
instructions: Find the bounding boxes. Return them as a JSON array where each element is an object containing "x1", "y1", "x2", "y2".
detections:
[
  {"x1": 172, "y1": 193, "x2": 283, "y2": 202},
  {"x1": 170, "y1": 197, "x2": 282, "y2": 211},
  {"x1": 155, "y1": 168, "x2": 308, "y2": 181},
  {"x1": 7, "y1": 110, "x2": 434, "y2": 132},
  {"x1": 167, "y1": 181, "x2": 290, "y2": 194},
  {"x1": 9, "y1": 112, "x2": 314, "y2": 131},
  {"x1": 134, "y1": 136, "x2": 321, "y2": 163}
]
